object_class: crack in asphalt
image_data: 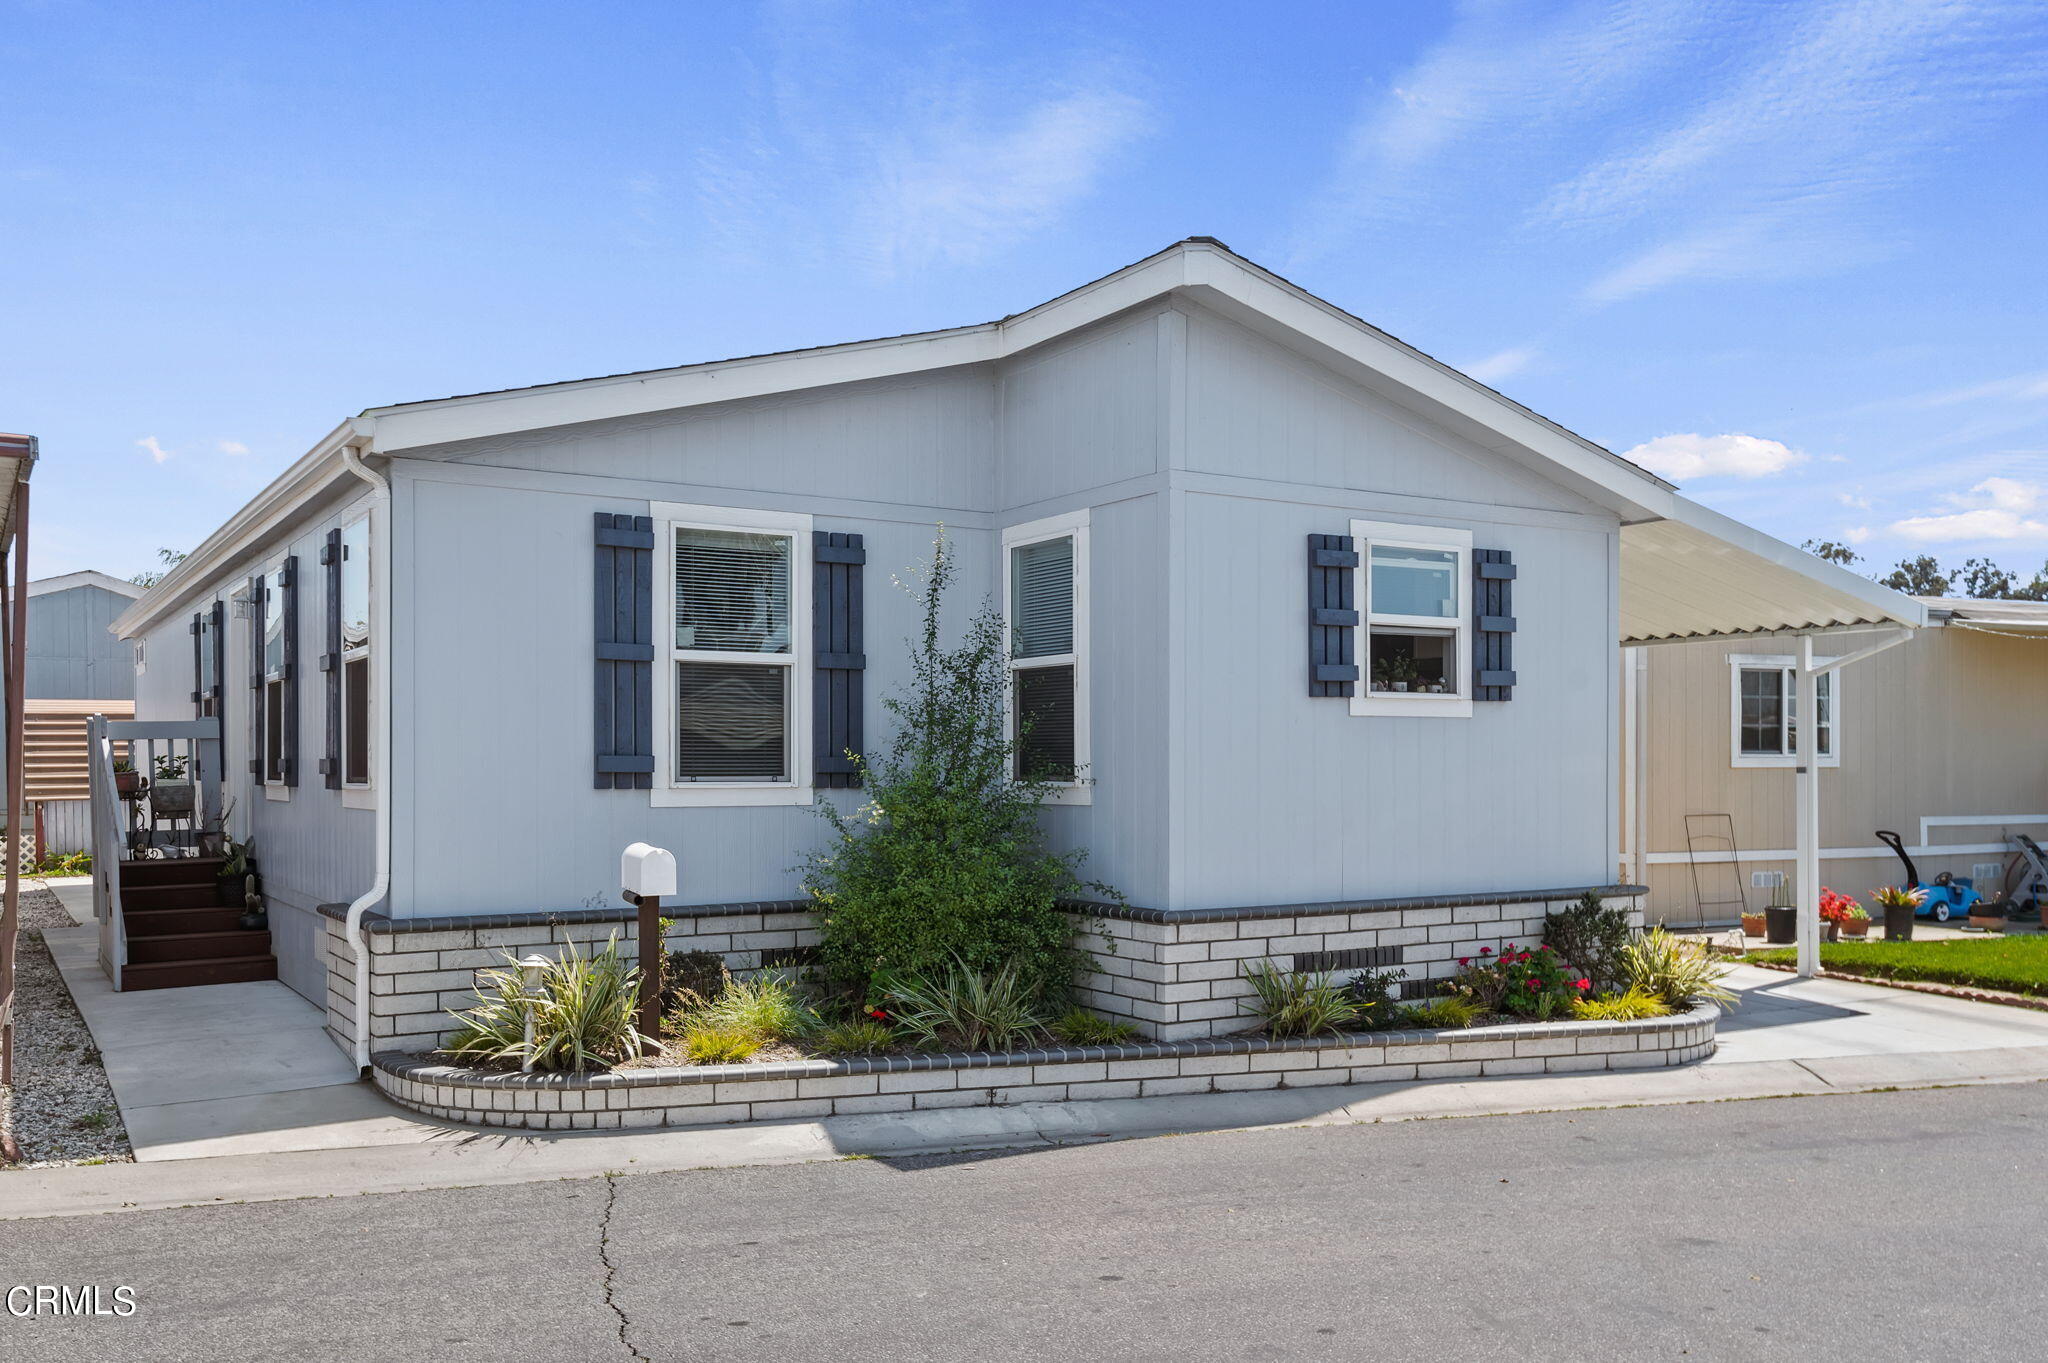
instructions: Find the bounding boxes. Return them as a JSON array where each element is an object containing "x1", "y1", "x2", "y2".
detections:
[{"x1": 599, "y1": 1173, "x2": 652, "y2": 1362}]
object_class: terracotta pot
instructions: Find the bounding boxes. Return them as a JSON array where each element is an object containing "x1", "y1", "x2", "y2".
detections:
[
  {"x1": 1741, "y1": 912, "x2": 1767, "y2": 938},
  {"x1": 1841, "y1": 919, "x2": 1869, "y2": 938},
  {"x1": 114, "y1": 770, "x2": 143, "y2": 797}
]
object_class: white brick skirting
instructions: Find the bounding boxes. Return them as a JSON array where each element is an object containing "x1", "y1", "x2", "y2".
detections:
[{"x1": 372, "y1": 1001, "x2": 1719, "y2": 1132}]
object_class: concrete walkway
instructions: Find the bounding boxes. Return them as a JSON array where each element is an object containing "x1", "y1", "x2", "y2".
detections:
[
  {"x1": 14, "y1": 954, "x2": 2048, "y2": 1219},
  {"x1": 41, "y1": 924, "x2": 435, "y2": 1162}
]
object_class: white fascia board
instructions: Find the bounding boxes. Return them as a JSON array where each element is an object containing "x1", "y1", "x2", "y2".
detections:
[
  {"x1": 364, "y1": 325, "x2": 1002, "y2": 453},
  {"x1": 112, "y1": 419, "x2": 367, "y2": 638}
]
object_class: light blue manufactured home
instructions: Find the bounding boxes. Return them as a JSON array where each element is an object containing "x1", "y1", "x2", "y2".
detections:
[{"x1": 105, "y1": 240, "x2": 1920, "y2": 1058}]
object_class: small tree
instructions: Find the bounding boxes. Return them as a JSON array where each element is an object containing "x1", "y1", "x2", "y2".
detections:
[
  {"x1": 1957, "y1": 556, "x2": 2018, "y2": 600},
  {"x1": 1878, "y1": 554, "x2": 1949, "y2": 597},
  {"x1": 130, "y1": 547, "x2": 188, "y2": 588},
  {"x1": 804, "y1": 532, "x2": 1108, "y2": 1003},
  {"x1": 1800, "y1": 539, "x2": 1861, "y2": 567}
]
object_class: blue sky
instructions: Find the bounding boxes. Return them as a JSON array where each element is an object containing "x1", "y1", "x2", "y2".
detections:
[{"x1": 4, "y1": 0, "x2": 2046, "y2": 583}]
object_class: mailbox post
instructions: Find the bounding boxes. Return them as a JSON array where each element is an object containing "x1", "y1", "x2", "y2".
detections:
[{"x1": 620, "y1": 843, "x2": 677, "y2": 1045}]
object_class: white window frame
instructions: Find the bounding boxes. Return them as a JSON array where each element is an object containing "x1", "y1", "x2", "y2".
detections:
[
  {"x1": 1348, "y1": 519, "x2": 1473, "y2": 720},
  {"x1": 339, "y1": 512, "x2": 376, "y2": 807},
  {"x1": 1002, "y1": 508, "x2": 1091, "y2": 805},
  {"x1": 1729, "y1": 653, "x2": 1840, "y2": 769},
  {"x1": 258, "y1": 557, "x2": 290, "y2": 802},
  {"x1": 649, "y1": 501, "x2": 813, "y2": 808}
]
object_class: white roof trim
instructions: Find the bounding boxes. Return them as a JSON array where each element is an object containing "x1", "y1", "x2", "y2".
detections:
[
  {"x1": 119, "y1": 238, "x2": 1923, "y2": 645},
  {"x1": 29, "y1": 569, "x2": 145, "y2": 600}
]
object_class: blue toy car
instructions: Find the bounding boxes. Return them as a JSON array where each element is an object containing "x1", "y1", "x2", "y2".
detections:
[{"x1": 1876, "y1": 830, "x2": 1981, "y2": 921}]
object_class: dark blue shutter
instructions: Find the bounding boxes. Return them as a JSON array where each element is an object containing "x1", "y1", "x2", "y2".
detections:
[
  {"x1": 209, "y1": 600, "x2": 225, "y2": 712},
  {"x1": 1307, "y1": 534, "x2": 1360, "y2": 697},
  {"x1": 594, "y1": 512, "x2": 656, "y2": 789},
  {"x1": 279, "y1": 556, "x2": 300, "y2": 786},
  {"x1": 1474, "y1": 549, "x2": 1516, "y2": 701},
  {"x1": 189, "y1": 612, "x2": 204, "y2": 713},
  {"x1": 319, "y1": 528, "x2": 343, "y2": 788},
  {"x1": 247, "y1": 574, "x2": 265, "y2": 775},
  {"x1": 813, "y1": 531, "x2": 866, "y2": 787}
]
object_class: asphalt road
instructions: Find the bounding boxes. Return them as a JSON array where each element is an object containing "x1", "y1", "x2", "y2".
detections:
[{"x1": 4, "y1": 1083, "x2": 2045, "y2": 1362}]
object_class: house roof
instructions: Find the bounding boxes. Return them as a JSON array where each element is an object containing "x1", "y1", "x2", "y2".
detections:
[
  {"x1": 1921, "y1": 596, "x2": 2048, "y2": 635},
  {"x1": 112, "y1": 238, "x2": 1924, "y2": 644},
  {"x1": 28, "y1": 569, "x2": 145, "y2": 600}
]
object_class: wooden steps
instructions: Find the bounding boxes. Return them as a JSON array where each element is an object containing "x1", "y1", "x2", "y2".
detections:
[{"x1": 116, "y1": 856, "x2": 274, "y2": 991}]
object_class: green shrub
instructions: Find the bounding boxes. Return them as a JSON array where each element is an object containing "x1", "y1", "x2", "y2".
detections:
[
  {"x1": 804, "y1": 533, "x2": 1109, "y2": 1006},
  {"x1": 1543, "y1": 892, "x2": 1635, "y2": 989},
  {"x1": 680, "y1": 1024, "x2": 761, "y2": 1064},
  {"x1": 813, "y1": 1019, "x2": 897, "y2": 1056},
  {"x1": 442, "y1": 937, "x2": 649, "y2": 1072},
  {"x1": 878, "y1": 957, "x2": 1049, "y2": 1052},
  {"x1": 1625, "y1": 927, "x2": 1737, "y2": 1009},
  {"x1": 1570, "y1": 985, "x2": 1673, "y2": 1021},
  {"x1": 1405, "y1": 997, "x2": 1483, "y2": 1030},
  {"x1": 680, "y1": 972, "x2": 820, "y2": 1043},
  {"x1": 1241, "y1": 960, "x2": 1361, "y2": 1037},
  {"x1": 1051, "y1": 1007, "x2": 1139, "y2": 1046},
  {"x1": 1342, "y1": 967, "x2": 1408, "y2": 1030},
  {"x1": 31, "y1": 850, "x2": 91, "y2": 876}
]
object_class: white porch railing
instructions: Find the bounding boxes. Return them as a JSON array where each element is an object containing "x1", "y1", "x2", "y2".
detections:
[{"x1": 87, "y1": 715, "x2": 224, "y2": 990}]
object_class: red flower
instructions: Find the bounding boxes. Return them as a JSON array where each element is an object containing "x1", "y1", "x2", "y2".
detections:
[
  {"x1": 1574, "y1": 978, "x2": 1590, "y2": 991},
  {"x1": 1479, "y1": 947, "x2": 1493, "y2": 957},
  {"x1": 867, "y1": 1007, "x2": 888, "y2": 1020},
  {"x1": 1457, "y1": 957, "x2": 1470, "y2": 967}
]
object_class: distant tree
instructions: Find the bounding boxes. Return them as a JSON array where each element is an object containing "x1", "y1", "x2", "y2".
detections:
[
  {"x1": 2015, "y1": 562, "x2": 2048, "y2": 603},
  {"x1": 1800, "y1": 539, "x2": 1862, "y2": 566},
  {"x1": 1878, "y1": 554, "x2": 1950, "y2": 597},
  {"x1": 130, "y1": 548, "x2": 187, "y2": 588},
  {"x1": 1957, "y1": 557, "x2": 2019, "y2": 600}
]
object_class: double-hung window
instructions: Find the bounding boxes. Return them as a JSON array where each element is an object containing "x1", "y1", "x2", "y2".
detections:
[
  {"x1": 1003, "y1": 509, "x2": 1089, "y2": 798},
  {"x1": 652, "y1": 503, "x2": 812, "y2": 806},
  {"x1": 1349, "y1": 519, "x2": 1472, "y2": 719},
  {"x1": 1730, "y1": 655, "x2": 1838, "y2": 767},
  {"x1": 260, "y1": 563, "x2": 288, "y2": 785},
  {"x1": 339, "y1": 516, "x2": 372, "y2": 788}
]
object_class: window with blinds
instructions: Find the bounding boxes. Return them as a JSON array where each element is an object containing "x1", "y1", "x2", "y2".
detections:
[
  {"x1": 1008, "y1": 532, "x2": 1079, "y2": 782},
  {"x1": 673, "y1": 526, "x2": 794, "y2": 781}
]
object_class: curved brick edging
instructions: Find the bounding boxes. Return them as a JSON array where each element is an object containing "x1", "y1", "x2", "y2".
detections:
[{"x1": 371, "y1": 1003, "x2": 1720, "y2": 1132}]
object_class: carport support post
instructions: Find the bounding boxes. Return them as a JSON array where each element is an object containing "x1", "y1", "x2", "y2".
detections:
[{"x1": 1795, "y1": 635, "x2": 1821, "y2": 978}]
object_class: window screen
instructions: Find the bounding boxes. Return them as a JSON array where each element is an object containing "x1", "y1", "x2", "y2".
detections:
[
  {"x1": 676, "y1": 661, "x2": 787, "y2": 781},
  {"x1": 1010, "y1": 537, "x2": 1074, "y2": 658}
]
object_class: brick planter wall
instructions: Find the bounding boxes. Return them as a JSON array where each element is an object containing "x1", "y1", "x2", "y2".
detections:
[
  {"x1": 371, "y1": 1001, "x2": 1718, "y2": 1132},
  {"x1": 321, "y1": 884, "x2": 1643, "y2": 1055}
]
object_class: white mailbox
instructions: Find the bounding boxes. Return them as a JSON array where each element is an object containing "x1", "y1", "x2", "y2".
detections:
[{"x1": 620, "y1": 842, "x2": 677, "y2": 899}]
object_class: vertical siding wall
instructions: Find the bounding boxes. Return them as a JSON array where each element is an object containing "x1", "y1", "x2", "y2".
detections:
[
  {"x1": 29, "y1": 584, "x2": 139, "y2": 700},
  {"x1": 128, "y1": 502, "x2": 377, "y2": 1005},
  {"x1": 1634, "y1": 626, "x2": 2048, "y2": 923},
  {"x1": 1170, "y1": 308, "x2": 1621, "y2": 907}
]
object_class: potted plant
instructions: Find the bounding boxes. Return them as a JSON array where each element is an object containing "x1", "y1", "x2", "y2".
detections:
[
  {"x1": 1874, "y1": 884, "x2": 1923, "y2": 941},
  {"x1": 150, "y1": 753, "x2": 195, "y2": 818},
  {"x1": 1969, "y1": 896, "x2": 2008, "y2": 934},
  {"x1": 217, "y1": 837, "x2": 257, "y2": 908},
  {"x1": 1740, "y1": 906, "x2": 1768, "y2": 938},
  {"x1": 1372, "y1": 655, "x2": 1417, "y2": 693},
  {"x1": 1818, "y1": 887, "x2": 1855, "y2": 943},
  {"x1": 1841, "y1": 905, "x2": 1871, "y2": 939},
  {"x1": 112, "y1": 758, "x2": 144, "y2": 799},
  {"x1": 236, "y1": 874, "x2": 267, "y2": 931}
]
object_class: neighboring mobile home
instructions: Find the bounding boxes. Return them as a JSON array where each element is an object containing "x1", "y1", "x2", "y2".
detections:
[
  {"x1": 101, "y1": 239, "x2": 1920, "y2": 1062},
  {"x1": 1622, "y1": 596, "x2": 2048, "y2": 925},
  {"x1": 16, "y1": 571, "x2": 141, "y2": 856}
]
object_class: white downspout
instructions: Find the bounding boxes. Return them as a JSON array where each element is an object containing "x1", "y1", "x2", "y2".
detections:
[{"x1": 340, "y1": 441, "x2": 391, "y2": 1070}]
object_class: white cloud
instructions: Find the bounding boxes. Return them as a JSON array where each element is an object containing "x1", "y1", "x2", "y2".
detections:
[
  {"x1": 1836, "y1": 488, "x2": 1873, "y2": 510},
  {"x1": 1618, "y1": 433, "x2": 1806, "y2": 480},
  {"x1": 1890, "y1": 477, "x2": 2048, "y2": 541},
  {"x1": 1843, "y1": 525, "x2": 1873, "y2": 544},
  {"x1": 1902, "y1": 368, "x2": 2048, "y2": 408},
  {"x1": 1463, "y1": 347, "x2": 1536, "y2": 383},
  {"x1": 217, "y1": 440, "x2": 249, "y2": 455},
  {"x1": 137, "y1": 436, "x2": 172, "y2": 464}
]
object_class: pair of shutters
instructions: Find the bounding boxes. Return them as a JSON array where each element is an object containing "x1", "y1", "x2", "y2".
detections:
[
  {"x1": 592, "y1": 515, "x2": 868, "y2": 789},
  {"x1": 188, "y1": 601, "x2": 224, "y2": 715},
  {"x1": 1305, "y1": 534, "x2": 1515, "y2": 700},
  {"x1": 247, "y1": 558, "x2": 301, "y2": 785}
]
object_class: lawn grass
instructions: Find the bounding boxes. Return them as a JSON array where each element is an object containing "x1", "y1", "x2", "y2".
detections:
[{"x1": 1746, "y1": 935, "x2": 2048, "y2": 998}]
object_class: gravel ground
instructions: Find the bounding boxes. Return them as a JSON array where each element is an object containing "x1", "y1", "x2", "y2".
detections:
[{"x1": 0, "y1": 884, "x2": 134, "y2": 1168}]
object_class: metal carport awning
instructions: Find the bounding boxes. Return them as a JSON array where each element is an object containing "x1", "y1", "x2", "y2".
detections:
[{"x1": 1617, "y1": 496, "x2": 1926, "y2": 980}]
